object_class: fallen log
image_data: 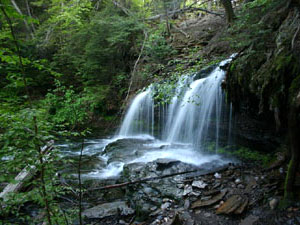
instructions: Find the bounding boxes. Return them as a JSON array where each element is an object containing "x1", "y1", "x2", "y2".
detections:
[
  {"x1": 88, "y1": 164, "x2": 231, "y2": 192},
  {"x1": 0, "y1": 140, "x2": 54, "y2": 201}
]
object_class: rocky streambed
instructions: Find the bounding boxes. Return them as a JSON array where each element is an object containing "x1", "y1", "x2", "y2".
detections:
[{"x1": 55, "y1": 137, "x2": 300, "y2": 225}]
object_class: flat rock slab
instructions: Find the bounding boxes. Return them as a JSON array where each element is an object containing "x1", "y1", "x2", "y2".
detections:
[
  {"x1": 216, "y1": 194, "x2": 248, "y2": 215},
  {"x1": 191, "y1": 189, "x2": 227, "y2": 208},
  {"x1": 240, "y1": 215, "x2": 259, "y2": 225},
  {"x1": 156, "y1": 158, "x2": 181, "y2": 170},
  {"x1": 82, "y1": 201, "x2": 134, "y2": 219}
]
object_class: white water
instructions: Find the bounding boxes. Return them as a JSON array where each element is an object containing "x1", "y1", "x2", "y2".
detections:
[
  {"x1": 118, "y1": 58, "x2": 232, "y2": 147},
  {"x1": 60, "y1": 58, "x2": 234, "y2": 179},
  {"x1": 118, "y1": 88, "x2": 154, "y2": 137}
]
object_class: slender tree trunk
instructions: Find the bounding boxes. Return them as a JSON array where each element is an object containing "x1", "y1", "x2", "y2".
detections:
[
  {"x1": 220, "y1": 0, "x2": 235, "y2": 24},
  {"x1": 284, "y1": 103, "x2": 300, "y2": 200},
  {"x1": 10, "y1": 0, "x2": 34, "y2": 38},
  {"x1": 163, "y1": 0, "x2": 171, "y2": 36},
  {"x1": 25, "y1": 0, "x2": 36, "y2": 33}
]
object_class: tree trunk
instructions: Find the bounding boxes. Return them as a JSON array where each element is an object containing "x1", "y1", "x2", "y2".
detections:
[
  {"x1": 10, "y1": 0, "x2": 34, "y2": 38},
  {"x1": 220, "y1": 0, "x2": 235, "y2": 24},
  {"x1": 284, "y1": 103, "x2": 300, "y2": 200}
]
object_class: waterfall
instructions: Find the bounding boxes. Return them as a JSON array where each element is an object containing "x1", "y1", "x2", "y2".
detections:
[
  {"x1": 117, "y1": 57, "x2": 234, "y2": 149},
  {"x1": 118, "y1": 88, "x2": 154, "y2": 137}
]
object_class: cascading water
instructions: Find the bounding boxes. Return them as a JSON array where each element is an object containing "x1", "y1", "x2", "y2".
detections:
[
  {"x1": 67, "y1": 57, "x2": 235, "y2": 180},
  {"x1": 117, "y1": 58, "x2": 233, "y2": 150},
  {"x1": 118, "y1": 87, "x2": 154, "y2": 137},
  {"x1": 59, "y1": 57, "x2": 235, "y2": 181}
]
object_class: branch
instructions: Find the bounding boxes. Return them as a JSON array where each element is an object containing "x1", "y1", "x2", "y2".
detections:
[
  {"x1": 292, "y1": 23, "x2": 300, "y2": 50},
  {"x1": 111, "y1": 0, "x2": 132, "y2": 16},
  {"x1": 25, "y1": 0, "x2": 36, "y2": 33},
  {"x1": 147, "y1": 6, "x2": 223, "y2": 21},
  {"x1": 10, "y1": 0, "x2": 34, "y2": 38},
  {"x1": 125, "y1": 30, "x2": 148, "y2": 102},
  {"x1": 172, "y1": 24, "x2": 190, "y2": 38}
]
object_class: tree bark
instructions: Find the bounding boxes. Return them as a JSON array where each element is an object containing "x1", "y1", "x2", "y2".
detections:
[
  {"x1": 284, "y1": 98, "x2": 300, "y2": 200},
  {"x1": 10, "y1": 0, "x2": 34, "y2": 38},
  {"x1": 220, "y1": 0, "x2": 235, "y2": 24}
]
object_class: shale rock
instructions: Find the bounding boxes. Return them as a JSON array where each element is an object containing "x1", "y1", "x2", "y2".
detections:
[
  {"x1": 82, "y1": 201, "x2": 134, "y2": 219},
  {"x1": 191, "y1": 189, "x2": 227, "y2": 208}
]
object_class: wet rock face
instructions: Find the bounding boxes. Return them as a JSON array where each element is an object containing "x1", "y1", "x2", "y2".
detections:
[
  {"x1": 121, "y1": 158, "x2": 200, "y2": 217},
  {"x1": 82, "y1": 201, "x2": 134, "y2": 219},
  {"x1": 225, "y1": 4, "x2": 300, "y2": 152},
  {"x1": 104, "y1": 138, "x2": 153, "y2": 163},
  {"x1": 232, "y1": 110, "x2": 281, "y2": 152}
]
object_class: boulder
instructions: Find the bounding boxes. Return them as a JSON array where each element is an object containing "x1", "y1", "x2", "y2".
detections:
[{"x1": 82, "y1": 201, "x2": 134, "y2": 219}]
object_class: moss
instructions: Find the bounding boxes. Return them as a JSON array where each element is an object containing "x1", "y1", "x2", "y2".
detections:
[
  {"x1": 205, "y1": 144, "x2": 274, "y2": 167},
  {"x1": 279, "y1": 158, "x2": 295, "y2": 209},
  {"x1": 289, "y1": 73, "x2": 300, "y2": 101}
]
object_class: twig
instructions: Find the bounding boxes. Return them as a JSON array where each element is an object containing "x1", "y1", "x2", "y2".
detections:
[
  {"x1": 147, "y1": 6, "x2": 223, "y2": 20},
  {"x1": 124, "y1": 30, "x2": 148, "y2": 102},
  {"x1": 292, "y1": 24, "x2": 300, "y2": 50},
  {"x1": 172, "y1": 24, "x2": 190, "y2": 38},
  {"x1": 62, "y1": 209, "x2": 69, "y2": 225},
  {"x1": 111, "y1": 0, "x2": 132, "y2": 16},
  {"x1": 10, "y1": 0, "x2": 34, "y2": 38}
]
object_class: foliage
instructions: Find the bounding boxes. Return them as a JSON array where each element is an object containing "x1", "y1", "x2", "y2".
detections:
[
  {"x1": 0, "y1": 106, "x2": 73, "y2": 223},
  {"x1": 144, "y1": 23, "x2": 177, "y2": 64},
  {"x1": 224, "y1": 0, "x2": 282, "y2": 50},
  {"x1": 207, "y1": 144, "x2": 274, "y2": 167},
  {"x1": 44, "y1": 80, "x2": 88, "y2": 129}
]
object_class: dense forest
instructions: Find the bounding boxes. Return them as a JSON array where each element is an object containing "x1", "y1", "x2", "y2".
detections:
[{"x1": 0, "y1": 0, "x2": 300, "y2": 224}]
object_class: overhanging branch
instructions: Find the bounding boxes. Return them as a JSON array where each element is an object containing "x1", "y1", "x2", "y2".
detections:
[{"x1": 147, "y1": 6, "x2": 223, "y2": 21}]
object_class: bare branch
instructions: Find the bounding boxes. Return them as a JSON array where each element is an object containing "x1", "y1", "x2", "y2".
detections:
[
  {"x1": 125, "y1": 30, "x2": 148, "y2": 102},
  {"x1": 147, "y1": 6, "x2": 223, "y2": 21},
  {"x1": 10, "y1": 0, "x2": 34, "y2": 38}
]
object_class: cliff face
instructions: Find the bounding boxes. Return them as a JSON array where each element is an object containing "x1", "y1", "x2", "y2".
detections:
[{"x1": 225, "y1": 0, "x2": 300, "y2": 151}]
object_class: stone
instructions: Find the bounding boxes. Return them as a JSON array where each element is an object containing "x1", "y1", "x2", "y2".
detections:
[
  {"x1": 235, "y1": 178, "x2": 242, "y2": 184},
  {"x1": 240, "y1": 215, "x2": 259, "y2": 225},
  {"x1": 191, "y1": 189, "x2": 227, "y2": 209},
  {"x1": 163, "y1": 198, "x2": 171, "y2": 202},
  {"x1": 203, "y1": 189, "x2": 220, "y2": 196},
  {"x1": 161, "y1": 202, "x2": 171, "y2": 210},
  {"x1": 213, "y1": 182, "x2": 221, "y2": 189},
  {"x1": 82, "y1": 201, "x2": 134, "y2": 219},
  {"x1": 184, "y1": 199, "x2": 190, "y2": 209},
  {"x1": 204, "y1": 212, "x2": 211, "y2": 217},
  {"x1": 201, "y1": 196, "x2": 212, "y2": 201},
  {"x1": 183, "y1": 185, "x2": 193, "y2": 196},
  {"x1": 192, "y1": 180, "x2": 207, "y2": 189},
  {"x1": 214, "y1": 173, "x2": 221, "y2": 179},
  {"x1": 269, "y1": 198, "x2": 279, "y2": 210},
  {"x1": 177, "y1": 183, "x2": 185, "y2": 189},
  {"x1": 156, "y1": 158, "x2": 180, "y2": 170},
  {"x1": 216, "y1": 195, "x2": 248, "y2": 215},
  {"x1": 119, "y1": 220, "x2": 126, "y2": 225},
  {"x1": 189, "y1": 191, "x2": 201, "y2": 197},
  {"x1": 237, "y1": 184, "x2": 245, "y2": 189},
  {"x1": 151, "y1": 206, "x2": 158, "y2": 211}
]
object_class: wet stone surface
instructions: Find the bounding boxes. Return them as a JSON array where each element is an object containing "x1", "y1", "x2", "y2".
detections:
[{"x1": 80, "y1": 161, "x2": 300, "y2": 225}]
